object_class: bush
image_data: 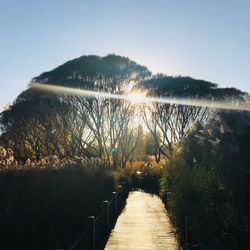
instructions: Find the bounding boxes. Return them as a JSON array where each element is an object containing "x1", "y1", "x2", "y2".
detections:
[
  {"x1": 160, "y1": 155, "x2": 223, "y2": 247},
  {"x1": 160, "y1": 112, "x2": 250, "y2": 249},
  {"x1": 118, "y1": 160, "x2": 162, "y2": 193}
]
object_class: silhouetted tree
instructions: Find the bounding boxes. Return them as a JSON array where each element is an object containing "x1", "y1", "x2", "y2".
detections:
[{"x1": 141, "y1": 76, "x2": 247, "y2": 161}]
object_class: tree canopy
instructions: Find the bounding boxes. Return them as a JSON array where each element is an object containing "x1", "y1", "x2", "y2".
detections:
[
  {"x1": 33, "y1": 54, "x2": 151, "y2": 89},
  {"x1": 0, "y1": 54, "x2": 248, "y2": 163}
]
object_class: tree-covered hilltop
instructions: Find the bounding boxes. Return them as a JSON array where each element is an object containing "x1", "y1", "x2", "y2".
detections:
[
  {"x1": 32, "y1": 54, "x2": 151, "y2": 89},
  {"x1": 1, "y1": 54, "x2": 247, "y2": 162},
  {"x1": 141, "y1": 75, "x2": 247, "y2": 99},
  {"x1": 32, "y1": 54, "x2": 246, "y2": 99},
  {"x1": 1, "y1": 55, "x2": 151, "y2": 163}
]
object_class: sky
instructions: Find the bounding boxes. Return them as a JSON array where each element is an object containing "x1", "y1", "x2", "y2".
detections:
[{"x1": 1, "y1": 0, "x2": 250, "y2": 110}]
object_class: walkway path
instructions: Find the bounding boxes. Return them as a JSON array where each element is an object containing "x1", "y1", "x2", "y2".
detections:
[{"x1": 105, "y1": 191, "x2": 178, "y2": 250}]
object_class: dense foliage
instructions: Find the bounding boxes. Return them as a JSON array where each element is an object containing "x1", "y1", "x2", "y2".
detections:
[
  {"x1": 160, "y1": 111, "x2": 250, "y2": 249},
  {"x1": 33, "y1": 54, "x2": 151, "y2": 89},
  {"x1": 141, "y1": 75, "x2": 246, "y2": 99}
]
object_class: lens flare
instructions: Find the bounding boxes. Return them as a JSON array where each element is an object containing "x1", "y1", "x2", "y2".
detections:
[
  {"x1": 30, "y1": 82, "x2": 250, "y2": 112},
  {"x1": 30, "y1": 82, "x2": 124, "y2": 100},
  {"x1": 126, "y1": 92, "x2": 147, "y2": 104}
]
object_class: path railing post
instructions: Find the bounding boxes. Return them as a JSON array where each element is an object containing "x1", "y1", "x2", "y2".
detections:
[
  {"x1": 112, "y1": 191, "x2": 117, "y2": 214},
  {"x1": 102, "y1": 200, "x2": 110, "y2": 231},
  {"x1": 88, "y1": 216, "x2": 96, "y2": 250}
]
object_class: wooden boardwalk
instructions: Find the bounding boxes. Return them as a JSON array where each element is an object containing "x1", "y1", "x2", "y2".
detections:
[{"x1": 105, "y1": 191, "x2": 178, "y2": 250}]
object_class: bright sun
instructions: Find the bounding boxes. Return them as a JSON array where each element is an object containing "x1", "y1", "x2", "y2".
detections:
[{"x1": 126, "y1": 92, "x2": 147, "y2": 104}]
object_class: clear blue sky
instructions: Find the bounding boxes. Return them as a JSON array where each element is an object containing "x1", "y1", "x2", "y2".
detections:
[{"x1": 1, "y1": 0, "x2": 250, "y2": 109}]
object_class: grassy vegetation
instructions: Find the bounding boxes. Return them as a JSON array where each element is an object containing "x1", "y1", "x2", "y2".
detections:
[
  {"x1": 160, "y1": 111, "x2": 250, "y2": 249},
  {"x1": 0, "y1": 146, "x2": 118, "y2": 250}
]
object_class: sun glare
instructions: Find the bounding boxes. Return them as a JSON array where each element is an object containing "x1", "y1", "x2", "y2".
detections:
[
  {"x1": 126, "y1": 92, "x2": 147, "y2": 104},
  {"x1": 31, "y1": 83, "x2": 250, "y2": 112}
]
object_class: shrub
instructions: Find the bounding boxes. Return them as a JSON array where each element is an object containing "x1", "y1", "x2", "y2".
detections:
[
  {"x1": 160, "y1": 111, "x2": 250, "y2": 249},
  {"x1": 118, "y1": 159, "x2": 163, "y2": 193}
]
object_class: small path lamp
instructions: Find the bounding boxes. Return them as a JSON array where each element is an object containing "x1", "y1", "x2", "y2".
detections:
[{"x1": 102, "y1": 200, "x2": 110, "y2": 231}]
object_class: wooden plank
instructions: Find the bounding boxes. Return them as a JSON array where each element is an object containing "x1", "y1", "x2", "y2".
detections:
[{"x1": 105, "y1": 191, "x2": 178, "y2": 250}]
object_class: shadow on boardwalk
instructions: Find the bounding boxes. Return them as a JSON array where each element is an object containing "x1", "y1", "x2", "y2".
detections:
[{"x1": 104, "y1": 191, "x2": 178, "y2": 250}]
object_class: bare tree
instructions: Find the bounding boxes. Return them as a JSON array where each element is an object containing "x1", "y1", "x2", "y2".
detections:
[
  {"x1": 143, "y1": 102, "x2": 209, "y2": 162},
  {"x1": 67, "y1": 93, "x2": 142, "y2": 167}
]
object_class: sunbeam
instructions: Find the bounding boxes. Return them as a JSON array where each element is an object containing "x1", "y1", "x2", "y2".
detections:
[{"x1": 30, "y1": 82, "x2": 250, "y2": 112}]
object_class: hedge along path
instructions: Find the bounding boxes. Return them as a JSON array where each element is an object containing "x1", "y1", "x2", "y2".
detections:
[{"x1": 105, "y1": 191, "x2": 178, "y2": 250}]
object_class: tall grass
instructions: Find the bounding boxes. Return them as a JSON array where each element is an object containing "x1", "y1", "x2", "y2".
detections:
[{"x1": 0, "y1": 146, "x2": 116, "y2": 250}]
